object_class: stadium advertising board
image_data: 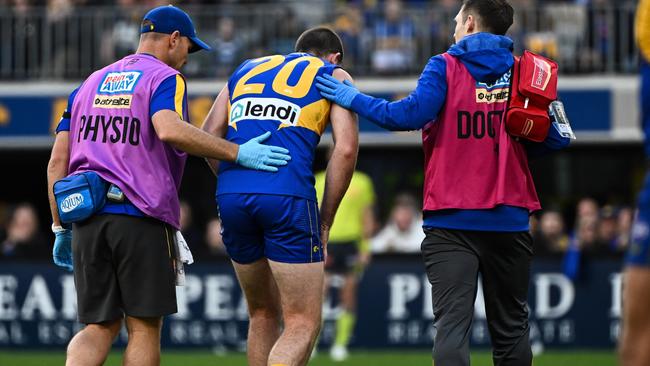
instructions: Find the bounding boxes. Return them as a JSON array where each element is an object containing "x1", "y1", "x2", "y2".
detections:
[{"x1": 0, "y1": 257, "x2": 622, "y2": 350}]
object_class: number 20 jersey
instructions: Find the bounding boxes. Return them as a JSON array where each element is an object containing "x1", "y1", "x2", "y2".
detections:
[{"x1": 217, "y1": 53, "x2": 338, "y2": 201}]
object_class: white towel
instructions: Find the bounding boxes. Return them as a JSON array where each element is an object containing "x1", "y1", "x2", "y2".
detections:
[
  {"x1": 175, "y1": 231, "x2": 194, "y2": 264},
  {"x1": 174, "y1": 231, "x2": 194, "y2": 286}
]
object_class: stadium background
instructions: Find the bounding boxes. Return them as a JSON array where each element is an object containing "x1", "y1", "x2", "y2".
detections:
[{"x1": 0, "y1": 0, "x2": 641, "y2": 365}]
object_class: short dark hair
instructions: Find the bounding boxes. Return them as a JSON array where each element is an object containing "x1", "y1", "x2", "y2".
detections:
[
  {"x1": 295, "y1": 27, "x2": 344, "y2": 63},
  {"x1": 462, "y1": 0, "x2": 514, "y2": 36}
]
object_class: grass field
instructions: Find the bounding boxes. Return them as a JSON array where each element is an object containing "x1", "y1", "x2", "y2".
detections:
[{"x1": 0, "y1": 350, "x2": 616, "y2": 366}]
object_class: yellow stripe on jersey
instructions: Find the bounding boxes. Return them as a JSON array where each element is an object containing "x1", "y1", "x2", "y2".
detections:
[
  {"x1": 277, "y1": 98, "x2": 330, "y2": 135},
  {"x1": 174, "y1": 74, "x2": 185, "y2": 119},
  {"x1": 637, "y1": 0, "x2": 650, "y2": 61}
]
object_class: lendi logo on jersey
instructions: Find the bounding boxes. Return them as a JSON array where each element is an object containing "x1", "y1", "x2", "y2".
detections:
[
  {"x1": 60, "y1": 193, "x2": 83, "y2": 213},
  {"x1": 93, "y1": 95, "x2": 132, "y2": 109},
  {"x1": 98, "y1": 71, "x2": 142, "y2": 94},
  {"x1": 475, "y1": 70, "x2": 511, "y2": 104},
  {"x1": 230, "y1": 98, "x2": 301, "y2": 127}
]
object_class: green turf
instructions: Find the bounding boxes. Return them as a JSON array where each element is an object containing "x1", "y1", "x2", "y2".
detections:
[{"x1": 0, "y1": 350, "x2": 616, "y2": 366}]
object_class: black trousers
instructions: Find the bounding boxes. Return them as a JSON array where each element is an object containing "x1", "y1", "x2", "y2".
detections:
[{"x1": 421, "y1": 228, "x2": 534, "y2": 366}]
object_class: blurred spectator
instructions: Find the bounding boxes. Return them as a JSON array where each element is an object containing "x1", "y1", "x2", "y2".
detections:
[
  {"x1": 615, "y1": 206, "x2": 633, "y2": 251},
  {"x1": 10, "y1": 0, "x2": 41, "y2": 79},
  {"x1": 543, "y1": 3, "x2": 585, "y2": 71},
  {"x1": 0, "y1": 0, "x2": 643, "y2": 78},
  {"x1": 533, "y1": 210, "x2": 570, "y2": 256},
  {"x1": 524, "y1": 32, "x2": 559, "y2": 60},
  {"x1": 331, "y1": 3, "x2": 363, "y2": 70},
  {"x1": 204, "y1": 217, "x2": 227, "y2": 258},
  {"x1": 563, "y1": 215, "x2": 599, "y2": 280},
  {"x1": 575, "y1": 215, "x2": 599, "y2": 251},
  {"x1": 265, "y1": 6, "x2": 304, "y2": 55},
  {"x1": 371, "y1": 0, "x2": 416, "y2": 74},
  {"x1": 427, "y1": 0, "x2": 458, "y2": 55},
  {"x1": 576, "y1": 197, "x2": 599, "y2": 223},
  {"x1": 180, "y1": 200, "x2": 202, "y2": 252},
  {"x1": 371, "y1": 193, "x2": 424, "y2": 253},
  {"x1": 586, "y1": 0, "x2": 611, "y2": 72},
  {"x1": 47, "y1": 0, "x2": 76, "y2": 78},
  {"x1": 213, "y1": 17, "x2": 243, "y2": 77},
  {"x1": 595, "y1": 205, "x2": 618, "y2": 251},
  {"x1": 0, "y1": 203, "x2": 48, "y2": 261},
  {"x1": 101, "y1": 0, "x2": 141, "y2": 65}
]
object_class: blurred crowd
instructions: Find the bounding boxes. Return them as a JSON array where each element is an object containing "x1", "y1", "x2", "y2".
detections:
[
  {"x1": 0, "y1": 194, "x2": 637, "y2": 275},
  {"x1": 0, "y1": 0, "x2": 639, "y2": 79}
]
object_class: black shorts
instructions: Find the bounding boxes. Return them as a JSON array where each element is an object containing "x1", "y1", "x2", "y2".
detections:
[
  {"x1": 72, "y1": 214, "x2": 177, "y2": 324},
  {"x1": 325, "y1": 241, "x2": 359, "y2": 274}
]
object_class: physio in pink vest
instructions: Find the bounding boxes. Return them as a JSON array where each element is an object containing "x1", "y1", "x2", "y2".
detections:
[{"x1": 317, "y1": 1, "x2": 571, "y2": 365}]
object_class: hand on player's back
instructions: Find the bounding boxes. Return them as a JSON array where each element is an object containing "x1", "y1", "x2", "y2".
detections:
[
  {"x1": 236, "y1": 131, "x2": 291, "y2": 172},
  {"x1": 316, "y1": 73, "x2": 359, "y2": 109}
]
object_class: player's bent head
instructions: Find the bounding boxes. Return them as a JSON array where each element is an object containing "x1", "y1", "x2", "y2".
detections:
[
  {"x1": 295, "y1": 27, "x2": 344, "y2": 65},
  {"x1": 461, "y1": 0, "x2": 514, "y2": 36}
]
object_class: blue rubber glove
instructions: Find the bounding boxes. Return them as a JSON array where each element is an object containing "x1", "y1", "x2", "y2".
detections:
[
  {"x1": 315, "y1": 73, "x2": 359, "y2": 109},
  {"x1": 236, "y1": 131, "x2": 291, "y2": 172},
  {"x1": 52, "y1": 227, "x2": 73, "y2": 272}
]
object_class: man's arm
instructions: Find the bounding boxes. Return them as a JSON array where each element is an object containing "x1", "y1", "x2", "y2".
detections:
[
  {"x1": 200, "y1": 85, "x2": 230, "y2": 175},
  {"x1": 48, "y1": 89, "x2": 76, "y2": 271},
  {"x1": 47, "y1": 132, "x2": 70, "y2": 226},
  {"x1": 524, "y1": 125, "x2": 571, "y2": 159},
  {"x1": 317, "y1": 55, "x2": 447, "y2": 131},
  {"x1": 151, "y1": 74, "x2": 289, "y2": 172},
  {"x1": 152, "y1": 109, "x2": 239, "y2": 162},
  {"x1": 319, "y1": 69, "x2": 359, "y2": 252}
]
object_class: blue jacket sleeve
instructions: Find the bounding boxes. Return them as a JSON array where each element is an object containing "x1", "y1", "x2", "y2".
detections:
[
  {"x1": 348, "y1": 55, "x2": 447, "y2": 131},
  {"x1": 524, "y1": 121, "x2": 572, "y2": 159}
]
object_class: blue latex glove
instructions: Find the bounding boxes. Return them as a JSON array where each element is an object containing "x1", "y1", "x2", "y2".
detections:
[
  {"x1": 315, "y1": 73, "x2": 359, "y2": 109},
  {"x1": 53, "y1": 228, "x2": 73, "y2": 272},
  {"x1": 236, "y1": 131, "x2": 291, "y2": 172}
]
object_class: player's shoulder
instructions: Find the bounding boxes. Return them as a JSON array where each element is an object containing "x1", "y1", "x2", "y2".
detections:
[{"x1": 331, "y1": 68, "x2": 353, "y2": 82}]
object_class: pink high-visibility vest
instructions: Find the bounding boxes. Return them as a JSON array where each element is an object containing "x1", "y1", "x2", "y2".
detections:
[{"x1": 421, "y1": 53, "x2": 541, "y2": 213}]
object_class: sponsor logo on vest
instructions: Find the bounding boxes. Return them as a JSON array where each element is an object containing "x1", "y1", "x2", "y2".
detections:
[
  {"x1": 60, "y1": 193, "x2": 83, "y2": 213},
  {"x1": 229, "y1": 98, "x2": 301, "y2": 127},
  {"x1": 93, "y1": 95, "x2": 132, "y2": 109},
  {"x1": 475, "y1": 70, "x2": 511, "y2": 104},
  {"x1": 98, "y1": 71, "x2": 142, "y2": 95},
  {"x1": 521, "y1": 118, "x2": 535, "y2": 136},
  {"x1": 475, "y1": 88, "x2": 509, "y2": 104},
  {"x1": 531, "y1": 57, "x2": 551, "y2": 91}
]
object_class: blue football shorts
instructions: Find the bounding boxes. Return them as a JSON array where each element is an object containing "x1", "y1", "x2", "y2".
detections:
[
  {"x1": 627, "y1": 172, "x2": 650, "y2": 267},
  {"x1": 217, "y1": 193, "x2": 324, "y2": 264}
]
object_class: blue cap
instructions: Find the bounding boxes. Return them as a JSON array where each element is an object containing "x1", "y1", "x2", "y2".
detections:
[{"x1": 141, "y1": 5, "x2": 211, "y2": 53}]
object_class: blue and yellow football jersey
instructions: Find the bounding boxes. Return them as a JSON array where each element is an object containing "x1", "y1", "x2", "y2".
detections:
[{"x1": 217, "y1": 52, "x2": 339, "y2": 201}]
